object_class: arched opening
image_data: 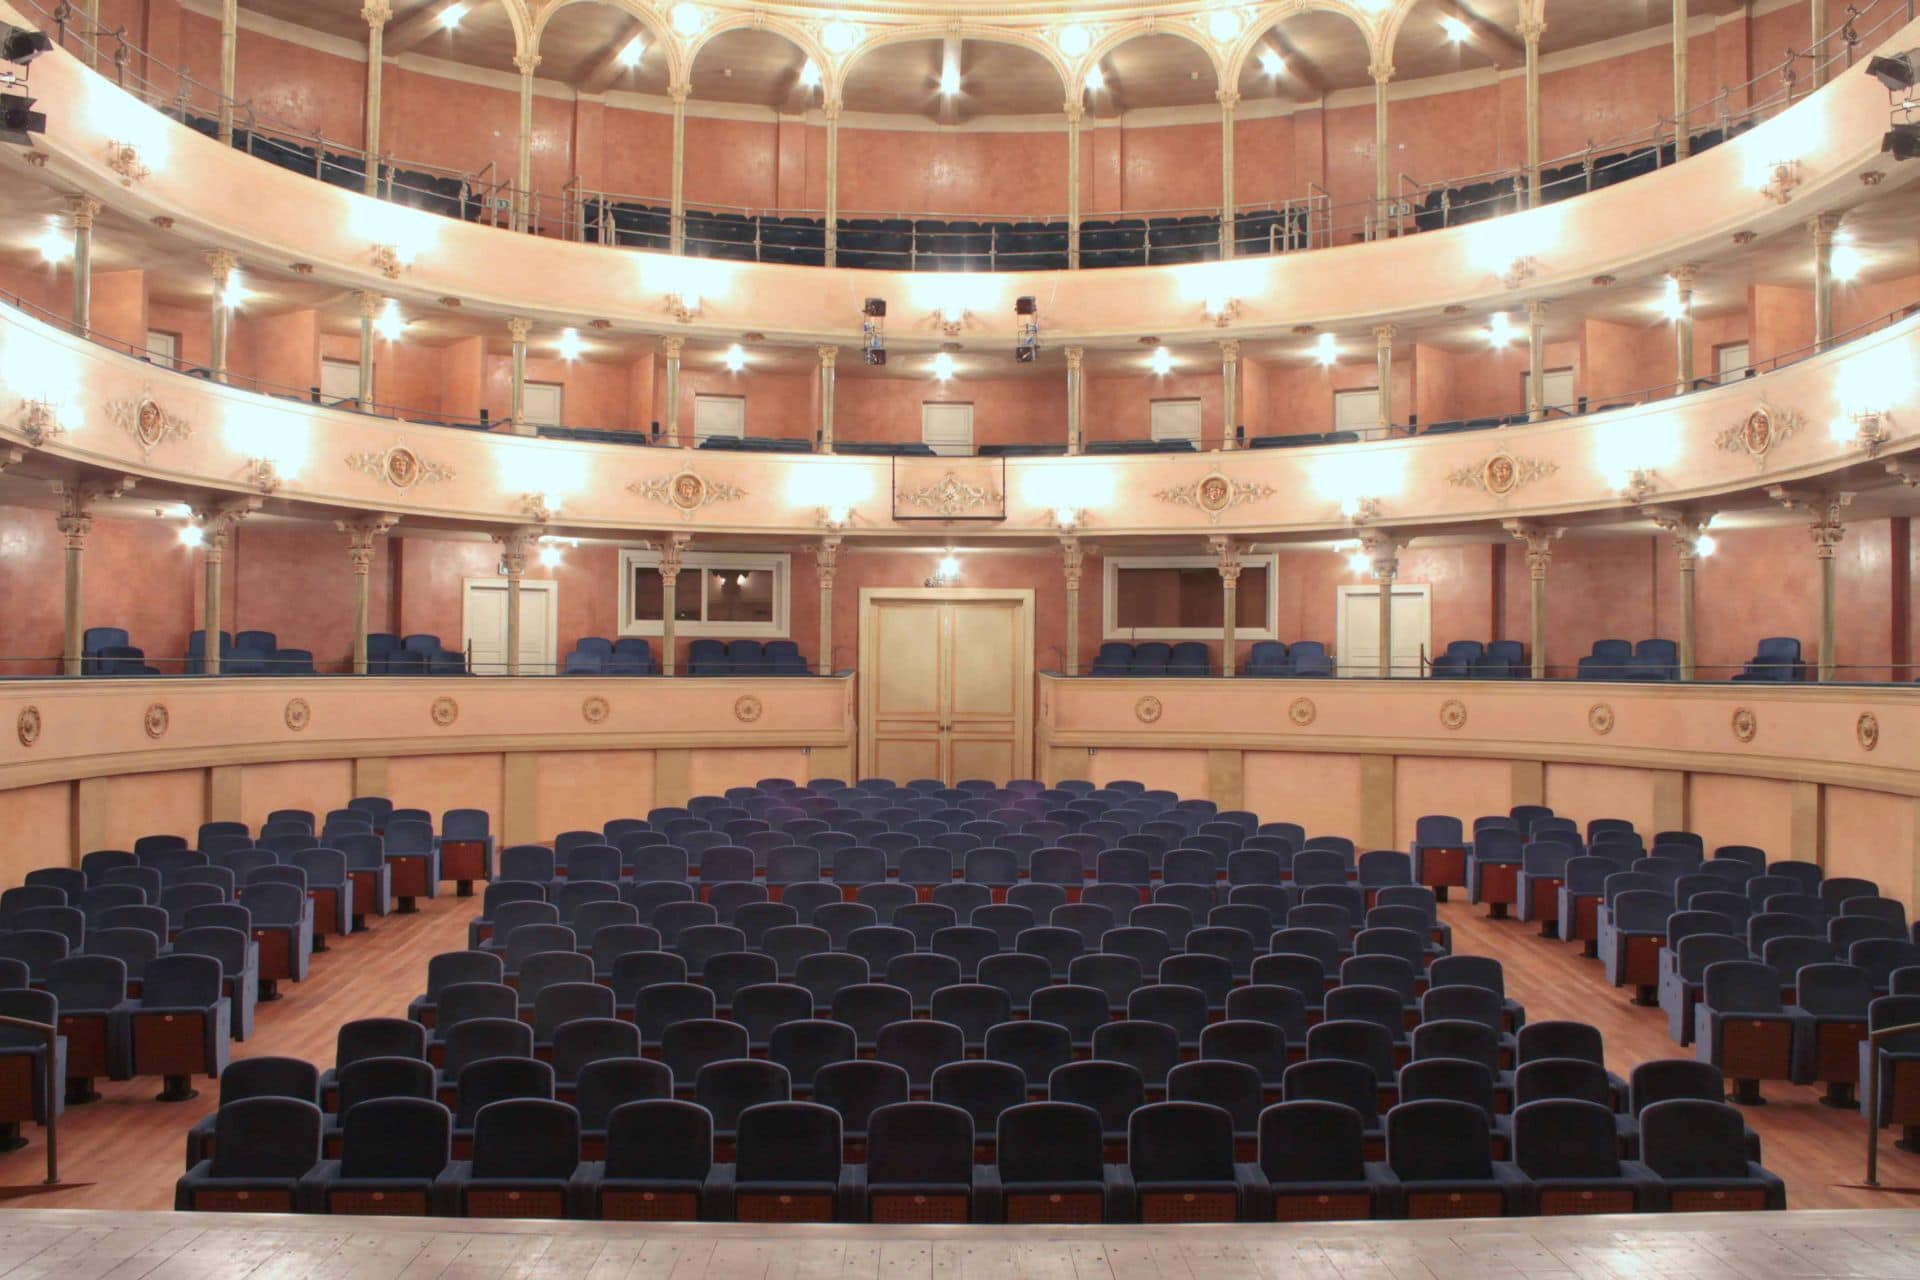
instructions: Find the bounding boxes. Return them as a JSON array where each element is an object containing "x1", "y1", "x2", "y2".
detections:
[
  {"x1": 681, "y1": 27, "x2": 818, "y2": 219},
  {"x1": 536, "y1": 0, "x2": 676, "y2": 231},
  {"x1": 1230, "y1": 9, "x2": 1372, "y2": 247},
  {"x1": 1079, "y1": 31, "x2": 1220, "y2": 222}
]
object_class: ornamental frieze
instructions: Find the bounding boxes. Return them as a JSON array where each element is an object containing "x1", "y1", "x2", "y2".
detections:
[
  {"x1": 1716, "y1": 398, "x2": 1804, "y2": 467},
  {"x1": 1447, "y1": 451, "x2": 1557, "y2": 500},
  {"x1": 631, "y1": 468, "x2": 746, "y2": 516},
  {"x1": 894, "y1": 470, "x2": 1005, "y2": 520},
  {"x1": 106, "y1": 389, "x2": 192, "y2": 458},
  {"x1": 1154, "y1": 471, "x2": 1275, "y2": 523},
  {"x1": 346, "y1": 441, "x2": 454, "y2": 490}
]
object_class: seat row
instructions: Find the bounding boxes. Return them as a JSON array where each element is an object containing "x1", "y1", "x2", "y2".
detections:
[{"x1": 1429, "y1": 640, "x2": 1529, "y2": 679}]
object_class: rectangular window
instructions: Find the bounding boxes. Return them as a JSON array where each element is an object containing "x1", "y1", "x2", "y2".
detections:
[
  {"x1": 619, "y1": 549, "x2": 790, "y2": 638},
  {"x1": 694, "y1": 394, "x2": 746, "y2": 441},
  {"x1": 1716, "y1": 342, "x2": 1751, "y2": 384},
  {"x1": 1521, "y1": 367, "x2": 1577, "y2": 414},
  {"x1": 319, "y1": 358, "x2": 360, "y2": 405},
  {"x1": 1103, "y1": 554, "x2": 1278, "y2": 641},
  {"x1": 921, "y1": 402, "x2": 974, "y2": 456},
  {"x1": 1148, "y1": 399, "x2": 1202, "y2": 443},
  {"x1": 523, "y1": 382, "x2": 564, "y2": 428},
  {"x1": 145, "y1": 330, "x2": 179, "y2": 371},
  {"x1": 1333, "y1": 388, "x2": 1380, "y2": 431}
]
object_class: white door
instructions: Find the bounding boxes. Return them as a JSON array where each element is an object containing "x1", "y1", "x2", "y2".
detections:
[
  {"x1": 1333, "y1": 388, "x2": 1380, "y2": 433},
  {"x1": 1148, "y1": 399, "x2": 1203, "y2": 444},
  {"x1": 1716, "y1": 342, "x2": 1751, "y2": 384},
  {"x1": 1336, "y1": 584, "x2": 1430, "y2": 678},
  {"x1": 1521, "y1": 368, "x2": 1576, "y2": 414},
  {"x1": 320, "y1": 358, "x2": 360, "y2": 405},
  {"x1": 463, "y1": 579, "x2": 558, "y2": 675},
  {"x1": 694, "y1": 394, "x2": 746, "y2": 442},
  {"x1": 523, "y1": 382, "x2": 564, "y2": 429},
  {"x1": 146, "y1": 330, "x2": 178, "y2": 371},
  {"x1": 921, "y1": 402, "x2": 974, "y2": 456}
]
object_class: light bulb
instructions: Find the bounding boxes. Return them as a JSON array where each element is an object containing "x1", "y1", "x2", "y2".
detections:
[
  {"x1": 1831, "y1": 243, "x2": 1863, "y2": 282},
  {"x1": 824, "y1": 504, "x2": 850, "y2": 527},
  {"x1": 1347, "y1": 552, "x2": 1371, "y2": 575},
  {"x1": 557, "y1": 327, "x2": 583, "y2": 361},
  {"x1": 35, "y1": 226, "x2": 71, "y2": 263},
  {"x1": 179, "y1": 524, "x2": 205, "y2": 548},
  {"x1": 617, "y1": 36, "x2": 645, "y2": 68},
  {"x1": 671, "y1": 3, "x2": 705, "y2": 36},
  {"x1": 821, "y1": 19, "x2": 859, "y2": 52},
  {"x1": 724, "y1": 343, "x2": 746, "y2": 372},
  {"x1": 1487, "y1": 311, "x2": 1514, "y2": 348},
  {"x1": 939, "y1": 64, "x2": 960, "y2": 96},
  {"x1": 1084, "y1": 64, "x2": 1105, "y2": 93},
  {"x1": 1439, "y1": 14, "x2": 1470, "y2": 42},
  {"x1": 932, "y1": 352, "x2": 956, "y2": 381},
  {"x1": 937, "y1": 553, "x2": 960, "y2": 579},
  {"x1": 539, "y1": 544, "x2": 563, "y2": 568},
  {"x1": 1149, "y1": 346, "x2": 1173, "y2": 375},
  {"x1": 437, "y1": 3, "x2": 467, "y2": 30},
  {"x1": 1055, "y1": 506, "x2": 1078, "y2": 529},
  {"x1": 1207, "y1": 9, "x2": 1241, "y2": 43},
  {"x1": 1057, "y1": 25, "x2": 1090, "y2": 57},
  {"x1": 798, "y1": 59, "x2": 821, "y2": 88},
  {"x1": 374, "y1": 299, "x2": 404, "y2": 341},
  {"x1": 1694, "y1": 534, "x2": 1717, "y2": 558},
  {"x1": 1258, "y1": 49, "x2": 1285, "y2": 77},
  {"x1": 1314, "y1": 332, "x2": 1338, "y2": 366},
  {"x1": 736, "y1": 573, "x2": 750, "y2": 587},
  {"x1": 219, "y1": 271, "x2": 246, "y2": 311},
  {"x1": 1658, "y1": 277, "x2": 1685, "y2": 320}
]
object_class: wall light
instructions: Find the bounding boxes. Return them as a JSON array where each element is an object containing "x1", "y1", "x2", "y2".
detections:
[
  {"x1": 1084, "y1": 64, "x2": 1105, "y2": 93},
  {"x1": 538, "y1": 541, "x2": 564, "y2": 568},
  {"x1": 1057, "y1": 25, "x2": 1090, "y2": 57},
  {"x1": 1206, "y1": 9, "x2": 1241, "y2": 43},
  {"x1": 374, "y1": 299, "x2": 405, "y2": 342},
  {"x1": 1314, "y1": 332, "x2": 1338, "y2": 366},
  {"x1": 557, "y1": 327, "x2": 583, "y2": 361},
  {"x1": 1258, "y1": 49, "x2": 1285, "y2": 77},
  {"x1": 1693, "y1": 533, "x2": 1717, "y2": 558},
  {"x1": 1487, "y1": 311, "x2": 1515, "y2": 348},
  {"x1": 932, "y1": 351, "x2": 956, "y2": 382},
  {"x1": 1831, "y1": 241, "x2": 1864, "y2": 282},
  {"x1": 617, "y1": 36, "x2": 646, "y2": 68},
  {"x1": 724, "y1": 342, "x2": 746, "y2": 372},
  {"x1": 1054, "y1": 506, "x2": 1081, "y2": 531},
  {"x1": 821, "y1": 19, "x2": 860, "y2": 52},
  {"x1": 1439, "y1": 14, "x2": 1470, "y2": 43},
  {"x1": 178, "y1": 523, "x2": 204, "y2": 548},
  {"x1": 799, "y1": 59, "x2": 821, "y2": 88},
  {"x1": 926, "y1": 550, "x2": 962, "y2": 586},
  {"x1": 1656, "y1": 276, "x2": 1685, "y2": 321},
  {"x1": 35, "y1": 224, "x2": 70, "y2": 263},
  {"x1": 1149, "y1": 346, "x2": 1173, "y2": 375},
  {"x1": 219, "y1": 271, "x2": 247, "y2": 311},
  {"x1": 939, "y1": 64, "x2": 960, "y2": 96},
  {"x1": 1347, "y1": 550, "x2": 1371, "y2": 575},
  {"x1": 672, "y1": 3, "x2": 707, "y2": 37},
  {"x1": 437, "y1": 3, "x2": 467, "y2": 30}
]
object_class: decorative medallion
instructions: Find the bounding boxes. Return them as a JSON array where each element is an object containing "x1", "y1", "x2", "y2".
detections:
[
  {"x1": 1715, "y1": 399, "x2": 1804, "y2": 468},
  {"x1": 631, "y1": 468, "x2": 746, "y2": 516},
  {"x1": 1288, "y1": 697, "x2": 1317, "y2": 727},
  {"x1": 582, "y1": 696, "x2": 611, "y2": 726},
  {"x1": 283, "y1": 697, "x2": 311, "y2": 733},
  {"x1": 893, "y1": 471, "x2": 1005, "y2": 520},
  {"x1": 1857, "y1": 712, "x2": 1880, "y2": 752},
  {"x1": 1154, "y1": 472, "x2": 1275, "y2": 524},
  {"x1": 143, "y1": 703, "x2": 169, "y2": 739},
  {"x1": 1731, "y1": 706, "x2": 1757, "y2": 743},
  {"x1": 1448, "y1": 451, "x2": 1558, "y2": 500},
  {"x1": 106, "y1": 390, "x2": 192, "y2": 458},
  {"x1": 1135, "y1": 696, "x2": 1164, "y2": 725},
  {"x1": 1439, "y1": 698, "x2": 1468, "y2": 731},
  {"x1": 430, "y1": 696, "x2": 459, "y2": 728},
  {"x1": 734, "y1": 694, "x2": 764, "y2": 724},
  {"x1": 16, "y1": 706, "x2": 40, "y2": 748},
  {"x1": 346, "y1": 441, "x2": 454, "y2": 491},
  {"x1": 1588, "y1": 703, "x2": 1615, "y2": 736}
]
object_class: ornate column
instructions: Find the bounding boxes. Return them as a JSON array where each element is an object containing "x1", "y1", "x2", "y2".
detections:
[
  {"x1": 1670, "y1": 265, "x2": 1696, "y2": 394},
  {"x1": 1219, "y1": 339, "x2": 1240, "y2": 449},
  {"x1": 68, "y1": 195, "x2": 101, "y2": 335},
  {"x1": 492, "y1": 528, "x2": 534, "y2": 675},
  {"x1": 339, "y1": 517, "x2": 396, "y2": 674},
  {"x1": 1649, "y1": 509, "x2": 1708, "y2": 679},
  {"x1": 1217, "y1": 89, "x2": 1239, "y2": 258},
  {"x1": 1065, "y1": 346, "x2": 1085, "y2": 454},
  {"x1": 662, "y1": 336, "x2": 685, "y2": 443},
  {"x1": 669, "y1": 79, "x2": 691, "y2": 254},
  {"x1": 508, "y1": 317, "x2": 532, "y2": 435},
  {"x1": 357, "y1": 291, "x2": 381, "y2": 406},
  {"x1": 219, "y1": 0, "x2": 238, "y2": 145},
  {"x1": 815, "y1": 536, "x2": 840, "y2": 675},
  {"x1": 1526, "y1": 299, "x2": 1548, "y2": 420},
  {"x1": 1506, "y1": 522, "x2": 1563, "y2": 678},
  {"x1": 1061, "y1": 536, "x2": 1084, "y2": 676},
  {"x1": 1369, "y1": 59, "x2": 1393, "y2": 236},
  {"x1": 658, "y1": 534, "x2": 690, "y2": 675},
  {"x1": 1772, "y1": 488, "x2": 1854, "y2": 681},
  {"x1": 1522, "y1": 16, "x2": 1545, "y2": 206},
  {"x1": 53, "y1": 479, "x2": 133, "y2": 676},
  {"x1": 1373, "y1": 324, "x2": 1396, "y2": 433},
  {"x1": 1811, "y1": 0, "x2": 1829, "y2": 89},
  {"x1": 1362, "y1": 532, "x2": 1401, "y2": 677},
  {"x1": 823, "y1": 98, "x2": 842, "y2": 267},
  {"x1": 206, "y1": 251, "x2": 238, "y2": 385},
  {"x1": 817, "y1": 346, "x2": 838, "y2": 451},
  {"x1": 195, "y1": 505, "x2": 252, "y2": 675},
  {"x1": 511, "y1": 53, "x2": 541, "y2": 233},
  {"x1": 361, "y1": 1, "x2": 391, "y2": 196},
  {"x1": 1811, "y1": 212, "x2": 1841, "y2": 352},
  {"x1": 1672, "y1": 0, "x2": 1690, "y2": 160},
  {"x1": 1064, "y1": 101, "x2": 1082, "y2": 270},
  {"x1": 1213, "y1": 536, "x2": 1242, "y2": 677}
]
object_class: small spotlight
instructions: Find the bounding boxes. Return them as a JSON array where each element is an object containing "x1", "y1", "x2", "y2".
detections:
[
  {"x1": 863, "y1": 297, "x2": 887, "y2": 318},
  {"x1": 864, "y1": 347, "x2": 887, "y2": 366},
  {"x1": 724, "y1": 342, "x2": 746, "y2": 372},
  {"x1": 35, "y1": 224, "x2": 70, "y2": 263},
  {"x1": 0, "y1": 92, "x2": 45, "y2": 145},
  {"x1": 1881, "y1": 122, "x2": 1920, "y2": 160},
  {"x1": 1439, "y1": 14, "x2": 1471, "y2": 43},
  {"x1": 1346, "y1": 551, "x2": 1370, "y2": 575},
  {"x1": 374, "y1": 299, "x2": 405, "y2": 342},
  {"x1": 1314, "y1": 332, "x2": 1338, "y2": 366},
  {"x1": 1084, "y1": 64, "x2": 1104, "y2": 93},
  {"x1": 617, "y1": 36, "x2": 645, "y2": 68},
  {"x1": 1149, "y1": 346, "x2": 1173, "y2": 375},
  {"x1": 932, "y1": 352, "x2": 956, "y2": 381},
  {"x1": 1206, "y1": 9, "x2": 1241, "y2": 43},
  {"x1": 1258, "y1": 49, "x2": 1285, "y2": 77},
  {"x1": 798, "y1": 59, "x2": 821, "y2": 88},
  {"x1": 1486, "y1": 311, "x2": 1514, "y2": 348},
  {"x1": 1015, "y1": 296, "x2": 1037, "y2": 316},
  {"x1": 1694, "y1": 533, "x2": 1717, "y2": 558},
  {"x1": 821, "y1": 18, "x2": 858, "y2": 52},
  {"x1": 936, "y1": 552, "x2": 961, "y2": 580},
  {"x1": 437, "y1": 3, "x2": 467, "y2": 30},
  {"x1": 1057, "y1": 25, "x2": 1090, "y2": 57},
  {"x1": 539, "y1": 543, "x2": 564, "y2": 568},
  {"x1": 0, "y1": 24, "x2": 55, "y2": 64},
  {"x1": 557, "y1": 327, "x2": 582, "y2": 361},
  {"x1": 1868, "y1": 51, "x2": 1919, "y2": 92},
  {"x1": 179, "y1": 524, "x2": 205, "y2": 548},
  {"x1": 220, "y1": 271, "x2": 247, "y2": 311},
  {"x1": 939, "y1": 64, "x2": 960, "y2": 96},
  {"x1": 1831, "y1": 242, "x2": 1864, "y2": 281}
]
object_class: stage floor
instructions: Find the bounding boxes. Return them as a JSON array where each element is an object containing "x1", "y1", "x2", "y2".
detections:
[{"x1": 0, "y1": 1207, "x2": 1917, "y2": 1279}]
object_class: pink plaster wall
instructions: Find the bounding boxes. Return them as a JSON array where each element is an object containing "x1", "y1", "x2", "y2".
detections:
[{"x1": 834, "y1": 374, "x2": 1066, "y2": 449}]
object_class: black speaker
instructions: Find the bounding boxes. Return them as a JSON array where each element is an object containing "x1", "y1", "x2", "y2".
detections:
[
  {"x1": 1014, "y1": 345, "x2": 1035, "y2": 363},
  {"x1": 1014, "y1": 296, "x2": 1037, "y2": 316},
  {"x1": 864, "y1": 347, "x2": 887, "y2": 366},
  {"x1": 0, "y1": 92, "x2": 44, "y2": 145},
  {"x1": 1883, "y1": 122, "x2": 1920, "y2": 160},
  {"x1": 0, "y1": 25, "x2": 53, "y2": 65},
  {"x1": 862, "y1": 297, "x2": 887, "y2": 318}
]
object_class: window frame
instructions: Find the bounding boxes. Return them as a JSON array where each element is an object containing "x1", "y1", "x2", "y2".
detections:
[
  {"x1": 1102, "y1": 552, "x2": 1280, "y2": 642},
  {"x1": 618, "y1": 547, "x2": 791, "y2": 639},
  {"x1": 694, "y1": 393, "x2": 747, "y2": 441}
]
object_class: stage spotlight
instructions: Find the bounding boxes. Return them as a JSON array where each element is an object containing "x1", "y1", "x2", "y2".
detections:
[
  {"x1": 1883, "y1": 122, "x2": 1920, "y2": 160},
  {"x1": 1015, "y1": 295, "x2": 1039, "y2": 362},
  {"x1": 864, "y1": 346, "x2": 887, "y2": 366},
  {"x1": 862, "y1": 297, "x2": 887, "y2": 318},
  {"x1": 0, "y1": 25, "x2": 54, "y2": 66},
  {"x1": 0, "y1": 92, "x2": 45, "y2": 145},
  {"x1": 1868, "y1": 51, "x2": 1919, "y2": 92}
]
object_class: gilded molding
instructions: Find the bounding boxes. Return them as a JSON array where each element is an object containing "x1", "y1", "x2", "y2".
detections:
[
  {"x1": 346, "y1": 442, "x2": 454, "y2": 490},
  {"x1": 1716, "y1": 399, "x2": 1804, "y2": 467},
  {"x1": 1135, "y1": 696, "x2": 1163, "y2": 724},
  {"x1": 430, "y1": 696, "x2": 460, "y2": 728},
  {"x1": 583, "y1": 696, "x2": 611, "y2": 726},
  {"x1": 1447, "y1": 451, "x2": 1558, "y2": 500},
  {"x1": 1154, "y1": 472, "x2": 1274, "y2": 524},
  {"x1": 1439, "y1": 698, "x2": 1468, "y2": 731},
  {"x1": 1731, "y1": 706, "x2": 1757, "y2": 743},
  {"x1": 734, "y1": 694, "x2": 764, "y2": 724},
  {"x1": 106, "y1": 390, "x2": 192, "y2": 458},
  {"x1": 1588, "y1": 703, "x2": 1615, "y2": 735},
  {"x1": 1288, "y1": 697, "x2": 1316, "y2": 727},
  {"x1": 16, "y1": 707, "x2": 40, "y2": 748},
  {"x1": 894, "y1": 470, "x2": 1005, "y2": 519},
  {"x1": 284, "y1": 698, "x2": 311, "y2": 732},
  {"x1": 631, "y1": 468, "x2": 746, "y2": 515},
  {"x1": 143, "y1": 703, "x2": 169, "y2": 739},
  {"x1": 1858, "y1": 712, "x2": 1879, "y2": 752}
]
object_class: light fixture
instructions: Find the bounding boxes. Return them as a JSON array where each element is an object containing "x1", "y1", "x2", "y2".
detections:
[
  {"x1": 821, "y1": 19, "x2": 859, "y2": 53},
  {"x1": 1693, "y1": 533, "x2": 1717, "y2": 558},
  {"x1": 1054, "y1": 506, "x2": 1081, "y2": 530},
  {"x1": 671, "y1": 3, "x2": 705, "y2": 36},
  {"x1": 538, "y1": 542, "x2": 564, "y2": 568},
  {"x1": 1831, "y1": 241, "x2": 1864, "y2": 281},
  {"x1": 926, "y1": 550, "x2": 962, "y2": 586},
  {"x1": 1657, "y1": 276, "x2": 1686, "y2": 321},
  {"x1": 1314, "y1": 332, "x2": 1338, "y2": 366},
  {"x1": 557, "y1": 327, "x2": 583, "y2": 361},
  {"x1": 1206, "y1": 9, "x2": 1241, "y2": 44},
  {"x1": 1148, "y1": 346, "x2": 1173, "y2": 375},
  {"x1": 724, "y1": 342, "x2": 746, "y2": 372},
  {"x1": 1084, "y1": 64, "x2": 1105, "y2": 93},
  {"x1": 219, "y1": 270, "x2": 246, "y2": 311},
  {"x1": 669, "y1": 288, "x2": 700, "y2": 323},
  {"x1": 1057, "y1": 25, "x2": 1090, "y2": 57},
  {"x1": 617, "y1": 36, "x2": 645, "y2": 68},
  {"x1": 1883, "y1": 121, "x2": 1920, "y2": 161},
  {"x1": 178, "y1": 523, "x2": 204, "y2": 548},
  {"x1": 1868, "y1": 50, "x2": 1920, "y2": 91},
  {"x1": 1258, "y1": 48, "x2": 1285, "y2": 77},
  {"x1": 1346, "y1": 550, "x2": 1371, "y2": 575},
  {"x1": 1439, "y1": 14, "x2": 1471, "y2": 43},
  {"x1": 735, "y1": 572, "x2": 750, "y2": 587},
  {"x1": 374, "y1": 298, "x2": 405, "y2": 342},
  {"x1": 437, "y1": 3, "x2": 467, "y2": 30},
  {"x1": 34, "y1": 223, "x2": 70, "y2": 263},
  {"x1": 1486, "y1": 311, "x2": 1515, "y2": 348},
  {"x1": 939, "y1": 63, "x2": 960, "y2": 96},
  {"x1": 931, "y1": 351, "x2": 956, "y2": 382},
  {"x1": 1830, "y1": 409, "x2": 1892, "y2": 454},
  {"x1": 1758, "y1": 158, "x2": 1801, "y2": 204},
  {"x1": 798, "y1": 59, "x2": 821, "y2": 89}
]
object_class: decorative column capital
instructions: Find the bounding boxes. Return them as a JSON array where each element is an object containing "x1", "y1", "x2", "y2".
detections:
[
  {"x1": 492, "y1": 526, "x2": 537, "y2": 577},
  {"x1": 1373, "y1": 323, "x2": 1397, "y2": 349},
  {"x1": 1503, "y1": 521, "x2": 1563, "y2": 578},
  {"x1": 814, "y1": 534, "x2": 842, "y2": 588},
  {"x1": 1645, "y1": 506, "x2": 1710, "y2": 569},
  {"x1": 1060, "y1": 535, "x2": 1085, "y2": 591},
  {"x1": 54, "y1": 510, "x2": 93, "y2": 549},
  {"x1": 192, "y1": 498, "x2": 260, "y2": 560},
  {"x1": 1064, "y1": 345, "x2": 1085, "y2": 372},
  {"x1": 1519, "y1": 16, "x2": 1546, "y2": 43},
  {"x1": 661, "y1": 335, "x2": 685, "y2": 360},
  {"x1": 657, "y1": 532, "x2": 691, "y2": 581},
  {"x1": 1808, "y1": 211, "x2": 1843, "y2": 245},
  {"x1": 821, "y1": 98, "x2": 843, "y2": 122},
  {"x1": 817, "y1": 345, "x2": 839, "y2": 369},
  {"x1": 65, "y1": 194, "x2": 102, "y2": 229},
  {"x1": 1359, "y1": 530, "x2": 1400, "y2": 581},
  {"x1": 357, "y1": 290, "x2": 385, "y2": 319},
  {"x1": 1210, "y1": 535, "x2": 1243, "y2": 586},
  {"x1": 1062, "y1": 100, "x2": 1083, "y2": 124},
  {"x1": 1368, "y1": 59, "x2": 1395, "y2": 85},
  {"x1": 360, "y1": 0, "x2": 392, "y2": 27},
  {"x1": 1215, "y1": 88, "x2": 1241, "y2": 113},
  {"x1": 1218, "y1": 338, "x2": 1241, "y2": 363},
  {"x1": 52, "y1": 476, "x2": 134, "y2": 548},
  {"x1": 1525, "y1": 298, "x2": 1549, "y2": 324},
  {"x1": 1768, "y1": 486, "x2": 1853, "y2": 557},
  {"x1": 507, "y1": 316, "x2": 534, "y2": 343},
  {"x1": 513, "y1": 52, "x2": 542, "y2": 77},
  {"x1": 669, "y1": 79, "x2": 692, "y2": 105},
  {"x1": 1668, "y1": 263, "x2": 1697, "y2": 290},
  {"x1": 338, "y1": 514, "x2": 398, "y2": 573},
  {"x1": 204, "y1": 250, "x2": 239, "y2": 283}
]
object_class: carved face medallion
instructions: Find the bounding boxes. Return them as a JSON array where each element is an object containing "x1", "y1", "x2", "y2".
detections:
[{"x1": 1482, "y1": 453, "x2": 1518, "y2": 496}]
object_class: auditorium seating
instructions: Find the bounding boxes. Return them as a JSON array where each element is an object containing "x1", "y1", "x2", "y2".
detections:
[
  {"x1": 1428, "y1": 640, "x2": 1528, "y2": 679},
  {"x1": 1092, "y1": 641, "x2": 1334, "y2": 678},
  {"x1": 561, "y1": 638, "x2": 660, "y2": 676},
  {"x1": 1576, "y1": 639, "x2": 1680, "y2": 680},
  {"x1": 1731, "y1": 637, "x2": 1809, "y2": 682},
  {"x1": 686, "y1": 640, "x2": 812, "y2": 676}
]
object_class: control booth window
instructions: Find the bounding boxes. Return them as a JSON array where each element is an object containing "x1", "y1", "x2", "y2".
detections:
[
  {"x1": 1103, "y1": 554, "x2": 1279, "y2": 640},
  {"x1": 619, "y1": 549, "x2": 789, "y2": 638}
]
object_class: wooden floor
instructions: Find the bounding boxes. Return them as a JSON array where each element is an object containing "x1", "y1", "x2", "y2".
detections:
[
  {"x1": 2, "y1": 888, "x2": 1918, "y2": 1212},
  {"x1": 0, "y1": 1208, "x2": 1918, "y2": 1278}
]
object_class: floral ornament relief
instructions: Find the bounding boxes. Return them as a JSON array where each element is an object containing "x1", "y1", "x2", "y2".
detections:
[
  {"x1": 631, "y1": 469, "x2": 746, "y2": 516},
  {"x1": 143, "y1": 703, "x2": 169, "y2": 739},
  {"x1": 1439, "y1": 698, "x2": 1468, "y2": 731},
  {"x1": 894, "y1": 471, "x2": 1005, "y2": 518},
  {"x1": 430, "y1": 696, "x2": 459, "y2": 728},
  {"x1": 1857, "y1": 712, "x2": 1880, "y2": 752},
  {"x1": 1447, "y1": 451, "x2": 1558, "y2": 500},
  {"x1": 345, "y1": 441, "x2": 454, "y2": 491},
  {"x1": 107, "y1": 390, "x2": 192, "y2": 458},
  {"x1": 734, "y1": 695, "x2": 764, "y2": 724},
  {"x1": 1135, "y1": 696, "x2": 1164, "y2": 724},
  {"x1": 1731, "y1": 706, "x2": 1757, "y2": 743},
  {"x1": 1588, "y1": 703, "x2": 1615, "y2": 736},
  {"x1": 1288, "y1": 697, "x2": 1317, "y2": 727},
  {"x1": 16, "y1": 706, "x2": 41, "y2": 747},
  {"x1": 1154, "y1": 472, "x2": 1276, "y2": 524},
  {"x1": 284, "y1": 698, "x2": 311, "y2": 732},
  {"x1": 582, "y1": 696, "x2": 611, "y2": 726},
  {"x1": 1715, "y1": 399, "x2": 1804, "y2": 468}
]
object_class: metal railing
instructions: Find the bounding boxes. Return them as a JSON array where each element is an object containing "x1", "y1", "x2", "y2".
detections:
[
  {"x1": 0, "y1": 1013, "x2": 60, "y2": 1186},
  {"x1": 1862, "y1": 1017, "x2": 1920, "y2": 1188}
]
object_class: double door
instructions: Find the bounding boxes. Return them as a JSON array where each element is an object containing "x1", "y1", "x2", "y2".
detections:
[{"x1": 860, "y1": 591, "x2": 1032, "y2": 784}]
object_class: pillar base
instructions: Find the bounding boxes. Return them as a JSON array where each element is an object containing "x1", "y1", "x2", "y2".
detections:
[
  {"x1": 1727, "y1": 1079, "x2": 1766, "y2": 1107},
  {"x1": 156, "y1": 1076, "x2": 199, "y2": 1103},
  {"x1": 1819, "y1": 1083, "x2": 1858, "y2": 1110}
]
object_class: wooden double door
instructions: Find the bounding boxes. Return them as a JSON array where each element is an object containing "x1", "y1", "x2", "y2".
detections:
[{"x1": 858, "y1": 589, "x2": 1033, "y2": 785}]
